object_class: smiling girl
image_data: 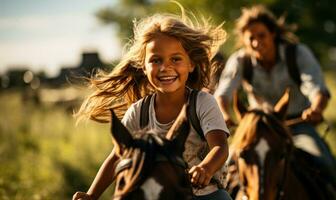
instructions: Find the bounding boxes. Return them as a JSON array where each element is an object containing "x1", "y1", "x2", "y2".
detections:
[{"x1": 72, "y1": 6, "x2": 231, "y2": 200}]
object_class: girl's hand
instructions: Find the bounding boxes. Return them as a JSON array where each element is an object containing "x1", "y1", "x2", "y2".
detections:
[
  {"x1": 72, "y1": 192, "x2": 93, "y2": 200},
  {"x1": 188, "y1": 165, "x2": 212, "y2": 188}
]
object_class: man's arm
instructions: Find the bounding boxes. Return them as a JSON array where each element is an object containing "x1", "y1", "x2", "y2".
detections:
[
  {"x1": 302, "y1": 91, "x2": 330, "y2": 124},
  {"x1": 216, "y1": 96, "x2": 236, "y2": 127}
]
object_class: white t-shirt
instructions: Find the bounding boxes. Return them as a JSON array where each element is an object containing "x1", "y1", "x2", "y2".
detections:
[{"x1": 122, "y1": 89, "x2": 229, "y2": 195}]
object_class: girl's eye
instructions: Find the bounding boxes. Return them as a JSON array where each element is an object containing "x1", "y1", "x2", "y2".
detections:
[
  {"x1": 150, "y1": 58, "x2": 161, "y2": 64},
  {"x1": 172, "y1": 57, "x2": 182, "y2": 63}
]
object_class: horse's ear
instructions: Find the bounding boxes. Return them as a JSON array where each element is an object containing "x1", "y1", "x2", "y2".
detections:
[
  {"x1": 166, "y1": 104, "x2": 190, "y2": 155},
  {"x1": 110, "y1": 109, "x2": 133, "y2": 155},
  {"x1": 233, "y1": 90, "x2": 247, "y2": 122},
  {"x1": 274, "y1": 88, "x2": 290, "y2": 120}
]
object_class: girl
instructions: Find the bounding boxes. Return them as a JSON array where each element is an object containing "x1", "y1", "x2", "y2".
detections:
[{"x1": 73, "y1": 7, "x2": 231, "y2": 200}]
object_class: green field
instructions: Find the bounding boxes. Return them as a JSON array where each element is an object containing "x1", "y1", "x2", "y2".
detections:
[
  {"x1": 0, "y1": 71, "x2": 335, "y2": 199},
  {"x1": 0, "y1": 90, "x2": 114, "y2": 200},
  {"x1": 321, "y1": 71, "x2": 336, "y2": 156}
]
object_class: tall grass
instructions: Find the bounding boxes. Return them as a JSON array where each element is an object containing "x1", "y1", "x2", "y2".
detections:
[{"x1": 0, "y1": 90, "x2": 113, "y2": 200}]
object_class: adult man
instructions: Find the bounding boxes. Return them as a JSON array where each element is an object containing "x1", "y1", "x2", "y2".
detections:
[{"x1": 214, "y1": 5, "x2": 335, "y2": 186}]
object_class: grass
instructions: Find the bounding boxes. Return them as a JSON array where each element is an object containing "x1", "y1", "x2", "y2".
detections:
[
  {"x1": 319, "y1": 70, "x2": 336, "y2": 156},
  {"x1": 0, "y1": 90, "x2": 114, "y2": 200}
]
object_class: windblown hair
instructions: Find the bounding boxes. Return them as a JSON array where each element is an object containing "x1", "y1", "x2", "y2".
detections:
[
  {"x1": 207, "y1": 52, "x2": 226, "y2": 93},
  {"x1": 235, "y1": 5, "x2": 298, "y2": 48},
  {"x1": 76, "y1": 6, "x2": 226, "y2": 123}
]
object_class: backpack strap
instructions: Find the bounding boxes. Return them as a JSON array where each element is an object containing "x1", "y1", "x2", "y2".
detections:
[
  {"x1": 285, "y1": 44, "x2": 302, "y2": 86},
  {"x1": 189, "y1": 90, "x2": 205, "y2": 141},
  {"x1": 139, "y1": 91, "x2": 205, "y2": 141},
  {"x1": 242, "y1": 54, "x2": 253, "y2": 85},
  {"x1": 140, "y1": 94, "x2": 152, "y2": 129}
]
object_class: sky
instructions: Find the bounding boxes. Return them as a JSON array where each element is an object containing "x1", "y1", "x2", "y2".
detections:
[{"x1": 0, "y1": 0, "x2": 121, "y2": 77}]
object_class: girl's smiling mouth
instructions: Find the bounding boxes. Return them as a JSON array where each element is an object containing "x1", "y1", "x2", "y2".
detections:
[{"x1": 157, "y1": 75, "x2": 178, "y2": 83}]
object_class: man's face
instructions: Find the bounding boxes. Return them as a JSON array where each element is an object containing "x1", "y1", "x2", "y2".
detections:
[{"x1": 243, "y1": 22, "x2": 276, "y2": 61}]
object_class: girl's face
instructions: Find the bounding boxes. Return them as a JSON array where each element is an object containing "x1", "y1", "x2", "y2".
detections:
[
  {"x1": 243, "y1": 22, "x2": 276, "y2": 61},
  {"x1": 144, "y1": 34, "x2": 194, "y2": 94}
]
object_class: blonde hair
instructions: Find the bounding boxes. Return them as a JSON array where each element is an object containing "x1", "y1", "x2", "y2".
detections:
[
  {"x1": 235, "y1": 5, "x2": 298, "y2": 48},
  {"x1": 76, "y1": 8, "x2": 226, "y2": 123}
]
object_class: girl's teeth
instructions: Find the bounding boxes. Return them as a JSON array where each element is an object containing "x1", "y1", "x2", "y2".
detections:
[{"x1": 159, "y1": 77, "x2": 176, "y2": 81}]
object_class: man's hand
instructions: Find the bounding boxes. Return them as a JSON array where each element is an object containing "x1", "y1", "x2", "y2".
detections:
[{"x1": 302, "y1": 107, "x2": 324, "y2": 125}]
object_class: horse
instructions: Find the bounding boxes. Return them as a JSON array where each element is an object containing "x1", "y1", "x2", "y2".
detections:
[
  {"x1": 110, "y1": 105, "x2": 193, "y2": 200},
  {"x1": 226, "y1": 90, "x2": 332, "y2": 200}
]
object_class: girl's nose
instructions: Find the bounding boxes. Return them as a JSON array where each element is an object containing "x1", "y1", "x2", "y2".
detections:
[{"x1": 159, "y1": 61, "x2": 172, "y2": 71}]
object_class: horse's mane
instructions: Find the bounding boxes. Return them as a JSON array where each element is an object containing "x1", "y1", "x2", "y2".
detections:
[{"x1": 231, "y1": 110, "x2": 293, "y2": 151}]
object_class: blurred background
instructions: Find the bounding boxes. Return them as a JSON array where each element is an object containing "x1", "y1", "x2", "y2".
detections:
[{"x1": 0, "y1": 0, "x2": 335, "y2": 199}]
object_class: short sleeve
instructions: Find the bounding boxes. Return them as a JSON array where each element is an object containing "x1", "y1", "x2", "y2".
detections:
[
  {"x1": 121, "y1": 100, "x2": 142, "y2": 133},
  {"x1": 197, "y1": 91, "x2": 230, "y2": 137}
]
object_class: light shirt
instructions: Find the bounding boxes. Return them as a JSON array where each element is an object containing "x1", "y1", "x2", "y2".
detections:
[
  {"x1": 214, "y1": 43, "x2": 329, "y2": 116},
  {"x1": 122, "y1": 89, "x2": 229, "y2": 196}
]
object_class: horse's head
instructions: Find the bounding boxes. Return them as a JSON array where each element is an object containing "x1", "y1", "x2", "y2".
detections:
[
  {"x1": 110, "y1": 105, "x2": 193, "y2": 200},
  {"x1": 231, "y1": 90, "x2": 294, "y2": 200}
]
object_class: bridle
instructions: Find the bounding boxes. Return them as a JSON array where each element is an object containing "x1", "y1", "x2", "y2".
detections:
[
  {"x1": 113, "y1": 133, "x2": 190, "y2": 199},
  {"x1": 237, "y1": 110, "x2": 293, "y2": 200}
]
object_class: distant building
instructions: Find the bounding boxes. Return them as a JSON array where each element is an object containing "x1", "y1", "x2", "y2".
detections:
[
  {"x1": 0, "y1": 51, "x2": 110, "y2": 89},
  {"x1": 43, "y1": 51, "x2": 108, "y2": 87}
]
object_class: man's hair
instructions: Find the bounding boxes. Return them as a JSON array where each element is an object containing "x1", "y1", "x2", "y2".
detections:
[{"x1": 235, "y1": 5, "x2": 298, "y2": 48}]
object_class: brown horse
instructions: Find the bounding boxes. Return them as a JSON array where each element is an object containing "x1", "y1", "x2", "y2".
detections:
[
  {"x1": 227, "y1": 91, "x2": 330, "y2": 200},
  {"x1": 110, "y1": 105, "x2": 193, "y2": 200}
]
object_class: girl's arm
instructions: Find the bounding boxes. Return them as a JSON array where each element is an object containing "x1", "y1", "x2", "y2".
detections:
[
  {"x1": 189, "y1": 130, "x2": 229, "y2": 187},
  {"x1": 73, "y1": 149, "x2": 119, "y2": 200}
]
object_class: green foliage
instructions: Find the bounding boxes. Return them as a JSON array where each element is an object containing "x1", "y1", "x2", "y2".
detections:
[
  {"x1": 0, "y1": 91, "x2": 114, "y2": 200},
  {"x1": 320, "y1": 70, "x2": 336, "y2": 156},
  {"x1": 95, "y1": 0, "x2": 336, "y2": 67}
]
